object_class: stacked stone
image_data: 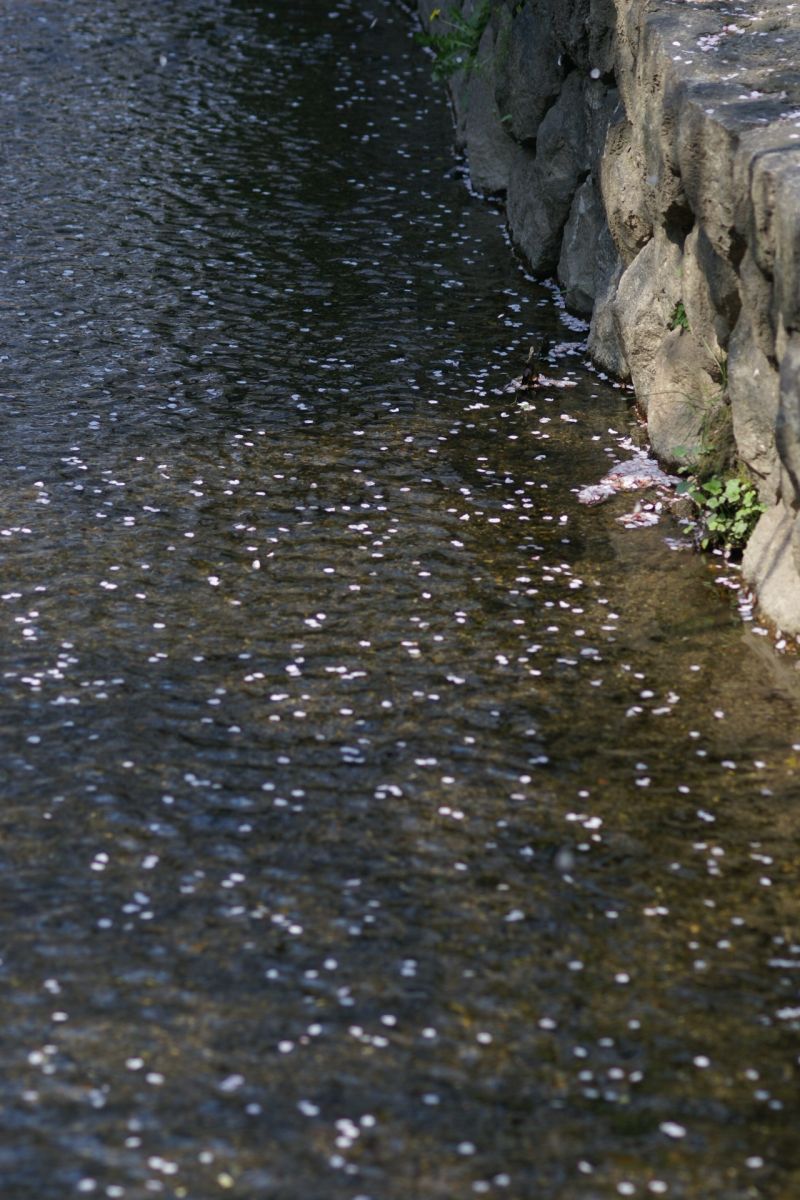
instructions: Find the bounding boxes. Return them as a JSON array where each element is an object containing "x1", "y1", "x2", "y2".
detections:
[{"x1": 418, "y1": 0, "x2": 800, "y2": 632}]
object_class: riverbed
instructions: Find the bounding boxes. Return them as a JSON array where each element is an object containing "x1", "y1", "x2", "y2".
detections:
[{"x1": 1, "y1": 1, "x2": 799, "y2": 1197}]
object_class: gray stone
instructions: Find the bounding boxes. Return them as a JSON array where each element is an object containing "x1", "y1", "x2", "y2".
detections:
[
  {"x1": 586, "y1": 81, "x2": 619, "y2": 165},
  {"x1": 600, "y1": 118, "x2": 652, "y2": 264},
  {"x1": 507, "y1": 70, "x2": 590, "y2": 271},
  {"x1": 647, "y1": 328, "x2": 723, "y2": 468},
  {"x1": 769, "y1": 160, "x2": 800, "y2": 339},
  {"x1": 558, "y1": 178, "x2": 606, "y2": 314},
  {"x1": 776, "y1": 334, "x2": 800, "y2": 509},
  {"x1": 493, "y1": 2, "x2": 563, "y2": 146},
  {"x1": 738, "y1": 250, "x2": 777, "y2": 361},
  {"x1": 556, "y1": 0, "x2": 616, "y2": 74},
  {"x1": 682, "y1": 225, "x2": 740, "y2": 357},
  {"x1": 588, "y1": 255, "x2": 629, "y2": 378},
  {"x1": 676, "y1": 95, "x2": 740, "y2": 264},
  {"x1": 612, "y1": 231, "x2": 683, "y2": 408},
  {"x1": 454, "y1": 23, "x2": 517, "y2": 195},
  {"x1": 588, "y1": 252, "x2": 630, "y2": 378},
  {"x1": 743, "y1": 504, "x2": 800, "y2": 636},
  {"x1": 729, "y1": 312, "x2": 781, "y2": 503}
]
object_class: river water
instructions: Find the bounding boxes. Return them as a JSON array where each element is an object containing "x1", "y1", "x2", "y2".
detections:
[{"x1": 1, "y1": 1, "x2": 799, "y2": 1197}]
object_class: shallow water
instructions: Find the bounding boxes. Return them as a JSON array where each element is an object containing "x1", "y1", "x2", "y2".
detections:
[{"x1": 1, "y1": 1, "x2": 799, "y2": 1197}]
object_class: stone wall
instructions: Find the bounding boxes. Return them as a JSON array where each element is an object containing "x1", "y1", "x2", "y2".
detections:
[{"x1": 416, "y1": 0, "x2": 800, "y2": 634}]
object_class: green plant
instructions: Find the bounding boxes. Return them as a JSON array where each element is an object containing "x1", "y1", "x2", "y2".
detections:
[
  {"x1": 416, "y1": 3, "x2": 493, "y2": 80},
  {"x1": 678, "y1": 472, "x2": 764, "y2": 551},
  {"x1": 670, "y1": 301, "x2": 690, "y2": 332}
]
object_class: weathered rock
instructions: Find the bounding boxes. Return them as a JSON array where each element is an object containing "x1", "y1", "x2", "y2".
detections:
[
  {"x1": 776, "y1": 334, "x2": 800, "y2": 509},
  {"x1": 646, "y1": 328, "x2": 723, "y2": 468},
  {"x1": 558, "y1": 178, "x2": 606, "y2": 314},
  {"x1": 453, "y1": 24, "x2": 517, "y2": 195},
  {"x1": 612, "y1": 231, "x2": 683, "y2": 408},
  {"x1": 676, "y1": 94, "x2": 741, "y2": 264},
  {"x1": 600, "y1": 118, "x2": 651, "y2": 264},
  {"x1": 737, "y1": 250, "x2": 777, "y2": 363},
  {"x1": 507, "y1": 71, "x2": 591, "y2": 271},
  {"x1": 768, "y1": 160, "x2": 800, "y2": 340},
  {"x1": 553, "y1": 0, "x2": 616, "y2": 74},
  {"x1": 682, "y1": 225, "x2": 739, "y2": 359},
  {"x1": 493, "y1": 2, "x2": 563, "y2": 146},
  {"x1": 588, "y1": 253, "x2": 629, "y2": 379},
  {"x1": 729, "y1": 310, "x2": 781, "y2": 503},
  {"x1": 743, "y1": 505, "x2": 800, "y2": 635}
]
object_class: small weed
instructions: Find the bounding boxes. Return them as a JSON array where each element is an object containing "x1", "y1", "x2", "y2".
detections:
[
  {"x1": 678, "y1": 472, "x2": 764, "y2": 552},
  {"x1": 416, "y1": 3, "x2": 492, "y2": 80},
  {"x1": 669, "y1": 301, "x2": 690, "y2": 332}
]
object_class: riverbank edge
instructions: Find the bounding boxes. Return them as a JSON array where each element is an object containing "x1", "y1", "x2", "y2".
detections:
[{"x1": 412, "y1": 0, "x2": 800, "y2": 636}]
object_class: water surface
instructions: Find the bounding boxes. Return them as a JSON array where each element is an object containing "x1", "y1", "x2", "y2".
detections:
[{"x1": 1, "y1": 1, "x2": 799, "y2": 1197}]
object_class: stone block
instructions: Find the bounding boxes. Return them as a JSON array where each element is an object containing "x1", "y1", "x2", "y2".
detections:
[
  {"x1": 612, "y1": 230, "x2": 683, "y2": 406},
  {"x1": 493, "y1": 2, "x2": 563, "y2": 146},
  {"x1": 558, "y1": 177, "x2": 609, "y2": 314},
  {"x1": 453, "y1": 22, "x2": 517, "y2": 195},
  {"x1": 588, "y1": 252, "x2": 630, "y2": 379},
  {"x1": 647, "y1": 328, "x2": 723, "y2": 468},
  {"x1": 729, "y1": 310, "x2": 781, "y2": 503},
  {"x1": 743, "y1": 503, "x2": 800, "y2": 636},
  {"x1": 507, "y1": 71, "x2": 590, "y2": 271},
  {"x1": 776, "y1": 333, "x2": 800, "y2": 508},
  {"x1": 676, "y1": 97, "x2": 739, "y2": 264},
  {"x1": 682, "y1": 224, "x2": 740, "y2": 356},
  {"x1": 600, "y1": 117, "x2": 652, "y2": 264}
]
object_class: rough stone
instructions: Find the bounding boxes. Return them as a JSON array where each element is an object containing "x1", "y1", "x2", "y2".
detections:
[
  {"x1": 682, "y1": 225, "x2": 739, "y2": 359},
  {"x1": 647, "y1": 328, "x2": 723, "y2": 468},
  {"x1": 507, "y1": 71, "x2": 590, "y2": 271},
  {"x1": 729, "y1": 311, "x2": 781, "y2": 504},
  {"x1": 738, "y1": 250, "x2": 777, "y2": 362},
  {"x1": 600, "y1": 118, "x2": 652, "y2": 264},
  {"x1": 453, "y1": 24, "x2": 517, "y2": 195},
  {"x1": 743, "y1": 505, "x2": 800, "y2": 635},
  {"x1": 558, "y1": 178, "x2": 607, "y2": 315},
  {"x1": 493, "y1": 3, "x2": 563, "y2": 146},
  {"x1": 554, "y1": 0, "x2": 616, "y2": 74},
  {"x1": 776, "y1": 334, "x2": 800, "y2": 510},
  {"x1": 588, "y1": 254, "x2": 629, "y2": 379},
  {"x1": 612, "y1": 231, "x2": 683, "y2": 409},
  {"x1": 769, "y1": 160, "x2": 800, "y2": 339},
  {"x1": 676, "y1": 93, "x2": 741, "y2": 264}
]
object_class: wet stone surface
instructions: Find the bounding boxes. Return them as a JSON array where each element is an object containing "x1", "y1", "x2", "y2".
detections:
[{"x1": 0, "y1": 1, "x2": 799, "y2": 1198}]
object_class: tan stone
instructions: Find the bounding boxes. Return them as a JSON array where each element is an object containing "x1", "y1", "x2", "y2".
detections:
[
  {"x1": 612, "y1": 231, "x2": 683, "y2": 407},
  {"x1": 743, "y1": 504, "x2": 800, "y2": 636},
  {"x1": 647, "y1": 329, "x2": 722, "y2": 468}
]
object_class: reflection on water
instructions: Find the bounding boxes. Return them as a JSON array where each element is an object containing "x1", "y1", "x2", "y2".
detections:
[{"x1": 0, "y1": 0, "x2": 799, "y2": 1196}]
